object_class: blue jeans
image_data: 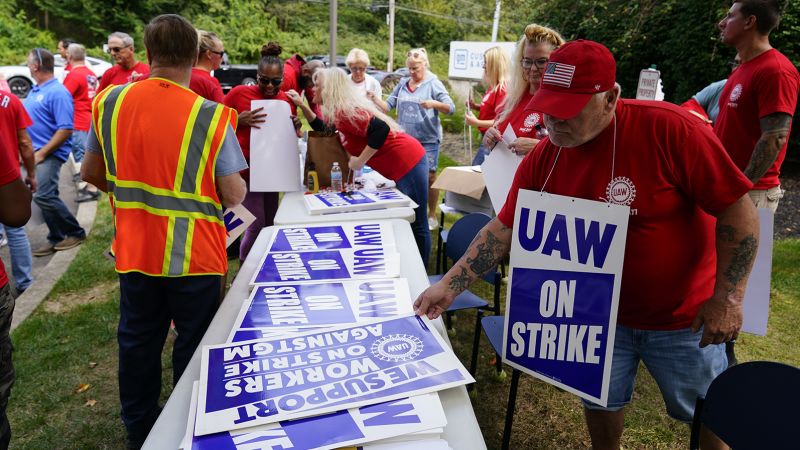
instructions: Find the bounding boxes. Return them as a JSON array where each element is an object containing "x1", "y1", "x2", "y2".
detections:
[
  {"x1": 71, "y1": 130, "x2": 88, "y2": 162},
  {"x1": 396, "y1": 156, "x2": 431, "y2": 267},
  {"x1": 422, "y1": 142, "x2": 439, "y2": 172},
  {"x1": 582, "y1": 325, "x2": 727, "y2": 423},
  {"x1": 0, "y1": 225, "x2": 32, "y2": 291},
  {"x1": 32, "y1": 155, "x2": 85, "y2": 245},
  {"x1": 471, "y1": 141, "x2": 490, "y2": 166}
]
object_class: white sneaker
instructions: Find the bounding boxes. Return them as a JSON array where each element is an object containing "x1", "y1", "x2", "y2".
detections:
[{"x1": 428, "y1": 217, "x2": 438, "y2": 231}]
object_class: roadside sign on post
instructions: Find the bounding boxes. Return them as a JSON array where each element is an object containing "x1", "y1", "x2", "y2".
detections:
[
  {"x1": 636, "y1": 67, "x2": 661, "y2": 100},
  {"x1": 448, "y1": 41, "x2": 517, "y2": 81}
]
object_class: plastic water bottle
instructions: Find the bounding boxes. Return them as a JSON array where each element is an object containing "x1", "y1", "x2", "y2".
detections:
[{"x1": 331, "y1": 162, "x2": 343, "y2": 192}]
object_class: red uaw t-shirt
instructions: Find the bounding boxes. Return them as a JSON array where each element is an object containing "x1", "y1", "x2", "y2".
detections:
[
  {"x1": 63, "y1": 65, "x2": 98, "y2": 131},
  {"x1": 334, "y1": 110, "x2": 424, "y2": 181},
  {"x1": 478, "y1": 84, "x2": 506, "y2": 133},
  {"x1": 498, "y1": 99, "x2": 751, "y2": 330},
  {"x1": 223, "y1": 85, "x2": 295, "y2": 181},
  {"x1": 0, "y1": 90, "x2": 33, "y2": 288},
  {"x1": 715, "y1": 49, "x2": 800, "y2": 190},
  {"x1": 97, "y1": 62, "x2": 150, "y2": 92},
  {"x1": 497, "y1": 91, "x2": 543, "y2": 139},
  {"x1": 190, "y1": 68, "x2": 224, "y2": 103}
]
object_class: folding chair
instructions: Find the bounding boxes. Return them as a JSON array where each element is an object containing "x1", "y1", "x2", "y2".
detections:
[
  {"x1": 689, "y1": 361, "x2": 800, "y2": 449},
  {"x1": 481, "y1": 315, "x2": 520, "y2": 450}
]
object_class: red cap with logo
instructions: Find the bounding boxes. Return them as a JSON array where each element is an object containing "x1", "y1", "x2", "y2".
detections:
[{"x1": 527, "y1": 40, "x2": 616, "y2": 119}]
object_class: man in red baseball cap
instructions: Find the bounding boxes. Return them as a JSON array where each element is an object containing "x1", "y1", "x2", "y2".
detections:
[{"x1": 415, "y1": 39, "x2": 759, "y2": 449}]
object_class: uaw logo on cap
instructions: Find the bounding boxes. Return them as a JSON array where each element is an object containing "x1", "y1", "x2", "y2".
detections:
[
  {"x1": 543, "y1": 62, "x2": 576, "y2": 88},
  {"x1": 604, "y1": 176, "x2": 636, "y2": 206},
  {"x1": 371, "y1": 334, "x2": 424, "y2": 362}
]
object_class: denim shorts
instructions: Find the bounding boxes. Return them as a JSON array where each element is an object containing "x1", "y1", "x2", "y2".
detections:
[
  {"x1": 422, "y1": 142, "x2": 439, "y2": 173},
  {"x1": 582, "y1": 325, "x2": 727, "y2": 423}
]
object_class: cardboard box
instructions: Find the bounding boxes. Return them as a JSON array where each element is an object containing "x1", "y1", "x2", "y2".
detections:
[{"x1": 432, "y1": 166, "x2": 494, "y2": 215}]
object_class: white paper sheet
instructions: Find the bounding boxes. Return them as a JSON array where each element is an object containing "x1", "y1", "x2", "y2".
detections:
[
  {"x1": 249, "y1": 99, "x2": 302, "y2": 192},
  {"x1": 742, "y1": 208, "x2": 774, "y2": 336},
  {"x1": 481, "y1": 126, "x2": 523, "y2": 213}
]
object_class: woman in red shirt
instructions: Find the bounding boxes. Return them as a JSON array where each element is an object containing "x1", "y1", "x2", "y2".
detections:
[
  {"x1": 484, "y1": 24, "x2": 564, "y2": 156},
  {"x1": 466, "y1": 46, "x2": 509, "y2": 165},
  {"x1": 288, "y1": 68, "x2": 431, "y2": 266},
  {"x1": 224, "y1": 42, "x2": 300, "y2": 262},
  {"x1": 190, "y1": 30, "x2": 225, "y2": 103}
]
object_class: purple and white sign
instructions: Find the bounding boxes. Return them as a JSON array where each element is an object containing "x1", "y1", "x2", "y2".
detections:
[
  {"x1": 268, "y1": 222, "x2": 395, "y2": 253},
  {"x1": 229, "y1": 327, "x2": 313, "y2": 343},
  {"x1": 250, "y1": 247, "x2": 400, "y2": 285},
  {"x1": 223, "y1": 204, "x2": 257, "y2": 248},
  {"x1": 232, "y1": 279, "x2": 414, "y2": 331},
  {"x1": 502, "y1": 190, "x2": 629, "y2": 407},
  {"x1": 196, "y1": 315, "x2": 473, "y2": 435},
  {"x1": 187, "y1": 380, "x2": 447, "y2": 450},
  {"x1": 304, "y1": 189, "x2": 412, "y2": 215}
]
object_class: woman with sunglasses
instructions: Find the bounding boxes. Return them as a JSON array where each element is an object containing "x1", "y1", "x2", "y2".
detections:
[
  {"x1": 484, "y1": 24, "x2": 564, "y2": 157},
  {"x1": 224, "y1": 41, "x2": 301, "y2": 262},
  {"x1": 190, "y1": 30, "x2": 225, "y2": 103},
  {"x1": 288, "y1": 68, "x2": 431, "y2": 266},
  {"x1": 466, "y1": 46, "x2": 509, "y2": 165},
  {"x1": 374, "y1": 48, "x2": 454, "y2": 231}
]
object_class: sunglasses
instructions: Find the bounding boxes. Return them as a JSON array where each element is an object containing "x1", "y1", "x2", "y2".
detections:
[
  {"x1": 257, "y1": 76, "x2": 283, "y2": 86},
  {"x1": 407, "y1": 49, "x2": 426, "y2": 59},
  {"x1": 208, "y1": 50, "x2": 225, "y2": 57},
  {"x1": 349, "y1": 66, "x2": 366, "y2": 73},
  {"x1": 107, "y1": 45, "x2": 130, "y2": 54},
  {"x1": 520, "y1": 57, "x2": 549, "y2": 70}
]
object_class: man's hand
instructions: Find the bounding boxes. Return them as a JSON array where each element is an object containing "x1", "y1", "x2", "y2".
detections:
[
  {"x1": 238, "y1": 107, "x2": 267, "y2": 129},
  {"x1": 414, "y1": 280, "x2": 458, "y2": 320},
  {"x1": 508, "y1": 137, "x2": 540, "y2": 156},
  {"x1": 691, "y1": 296, "x2": 743, "y2": 347}
]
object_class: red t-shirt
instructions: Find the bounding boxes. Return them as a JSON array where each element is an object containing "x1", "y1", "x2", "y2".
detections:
[
  {"x1": 223, "y1": 85, "x2": 295, "y2": 181},
  {"x1": 497, "y1": 91, "x2": 542, "y2": 139},
  {"x1": 97, "y1": 62, "x2": 150, "y2": 92},
  {"x1": 62, "y1": 65, "x2": 98, "y2": 131},
  {"x1": 334, "y1": 110, "x2": 425, "y2": 181},
  {"x1": 0, "y1": 90, "x2": 33, "y2": 288},
  {"x1": 190, "y1": 68, "x2": 224, "y2": 103},
  {"x1": 715, "y1": 49, "x2": 800, "y2": 190},
  {"x1": 478, "y1": 84, "x2": 506, "y2": 133},
  {"x1": 498, "y1": 99, "x2": 751, "y2": 330}
]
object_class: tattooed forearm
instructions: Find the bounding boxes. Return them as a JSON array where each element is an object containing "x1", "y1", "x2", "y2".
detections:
[
  {"x1": 466, "y1": 228, "x2": 508, "y2": 276},
  {"x1": 723, "y1": 234, "x2": 758, "y2": 287},
  {"x1": 448, "y1": 266, "x2": 470, "y2": 294},
  {"x1": 744, "y1": 113, "x2": 792, "y2": 183}
]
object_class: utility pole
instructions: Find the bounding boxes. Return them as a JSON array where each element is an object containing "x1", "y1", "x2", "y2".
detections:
[
  {"x1": 387, "y1": 0, "x2": 395, "y2": 72},
  {"x1": 329, "y1": 0, "x2": 338, "y2": 67},
  {"x1": 491, "y1": 0, "x2": 501, "y2": 42}
]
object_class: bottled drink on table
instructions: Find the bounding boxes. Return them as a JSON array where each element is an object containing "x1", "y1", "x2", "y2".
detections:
[{"x1": 330, "y1": 162, "x2": 343, "y2": 192}]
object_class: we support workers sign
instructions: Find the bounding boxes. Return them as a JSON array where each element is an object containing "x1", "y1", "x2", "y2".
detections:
[
  {"x1": 502, "y1": 190, "x2": 629, "y2": 406},
  {"x1": 196, "y1": 315, "x2": 474, "y2": 435}
]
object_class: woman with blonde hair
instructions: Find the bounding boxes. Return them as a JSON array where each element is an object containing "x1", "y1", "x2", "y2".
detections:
[
  {"x1": 484, "y1": 24, "x2": 564, "y2": 156},
  {"x1": 374, "y1": 47, "x2": 455, "y2": 231},
  {"x1": 466, "y1": 45, "x2": 509, "y2": 165},
  {"x1": 190, "y1": 30, "x2": 225, "y2": 102},
  {"x1": 346, "y1": 48, "x2": 382, "y2": 105},
  {"x1": 287, "y1": 68, "x2": 431, "y2": 265}
]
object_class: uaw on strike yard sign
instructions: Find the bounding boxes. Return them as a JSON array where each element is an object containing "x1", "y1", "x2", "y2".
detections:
[
  {"x1": 304, "y1": 189, "x2": 413, "y2": 215},
  {"x1": 250, "y1": 223, "x2": 400, "y2": 285},
  {"x1": 186, "y1": 381, "x2": 447, "y2": 450},
  {"x1": 196, "y1": 315, "x2": 474, "y2": 436},
  {"x1": 502, "y1": 190, "x2": 629, "y2": 406}
]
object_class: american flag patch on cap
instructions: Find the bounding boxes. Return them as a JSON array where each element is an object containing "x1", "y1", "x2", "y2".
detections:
[{"x1": 543, "y1": 62, "x2": 576, "y2": 88}]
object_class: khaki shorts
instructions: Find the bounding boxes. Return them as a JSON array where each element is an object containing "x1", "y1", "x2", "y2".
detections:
[{"x1": 748, "y1": 186, "x2": 784, "y2": 213}]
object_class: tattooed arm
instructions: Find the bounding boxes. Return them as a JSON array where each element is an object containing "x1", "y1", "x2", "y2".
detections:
[
  {"x1": 414, "y1": 218, "x2": 512, "y2": 319},
  {"x1": 691, "y1": 194, "x2": 759, "y2": 347},
  {"x1": 743, "y1": 113, "x2": 793, "y2": 183}
]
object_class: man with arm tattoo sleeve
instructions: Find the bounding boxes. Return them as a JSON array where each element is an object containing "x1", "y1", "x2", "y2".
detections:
[
  {"x1": 716, "y1": 0, "x2": 800, "y2": 212},
  {"x1": 415, "y1": 40, "x2": 759, "y2": 450}
]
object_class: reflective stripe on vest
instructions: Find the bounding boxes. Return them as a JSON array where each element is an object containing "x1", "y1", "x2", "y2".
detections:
[{"x1": 97, "y1": 80, "x2": 229, "y2": 276}]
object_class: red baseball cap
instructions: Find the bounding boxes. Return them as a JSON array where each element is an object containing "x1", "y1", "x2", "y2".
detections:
[{"x1": 527, "y1": 40, "x2": 616, "y2": 119}]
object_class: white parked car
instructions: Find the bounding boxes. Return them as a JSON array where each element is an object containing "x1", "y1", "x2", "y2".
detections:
[{"x1": 0, "y1": 55, "x2": 112, "y2": 98}]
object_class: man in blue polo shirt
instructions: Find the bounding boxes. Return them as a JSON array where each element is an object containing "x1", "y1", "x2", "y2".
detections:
[{"x1": 24, "y1": 48, "x2": 86, "y2": 256}]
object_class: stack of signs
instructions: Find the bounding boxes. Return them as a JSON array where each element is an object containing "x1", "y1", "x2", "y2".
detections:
[
  {"x1": 250, "y1": 222, "x2": 400, "y2": 285},
  {"x1": 183, "y1": 220, "x2": 472, "y2": 449},
  {"x1": 303, "y1": 188, "x2": 413, "y2": 215},
  {"x1": 502, "y1": 190, "x2": 629, "y2": 407}
]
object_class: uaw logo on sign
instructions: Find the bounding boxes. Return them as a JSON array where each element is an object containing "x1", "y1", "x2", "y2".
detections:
[{"x1": 372, "y1": 334, "x2": 424, "y2": 362}]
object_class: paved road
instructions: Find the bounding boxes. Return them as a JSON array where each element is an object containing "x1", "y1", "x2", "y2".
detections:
[{"x1": 1, "y1": 160, "x2": 87, "y2": 291}]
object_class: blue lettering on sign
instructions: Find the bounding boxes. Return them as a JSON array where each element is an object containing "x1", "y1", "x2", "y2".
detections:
[
  {"x1": 352, "y1": 248, "x2": 387, "y2": 275},
  {"x1": 224, "y1": 210, "x2": 244, "y2": 232},
  {"x1": 517, "y1": 208, "x2": 617, "y2": 269},
  {"x1": 358, "y1": 280, "x2": 400, "y2": 317},
  {"x1": 360, "y1": 398, "x2": 421, "y2": 426},
  {"x1": 353, "y1": 223, "x2": 384, "y2": 247},
  {"x1": 374, "y1": 190, "x2": 403, "y2": 201}
]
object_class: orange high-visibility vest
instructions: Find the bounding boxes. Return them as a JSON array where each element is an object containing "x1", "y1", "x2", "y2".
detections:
[{"x1": 91, "y1": 78, "x2": 238, "y2": 276}]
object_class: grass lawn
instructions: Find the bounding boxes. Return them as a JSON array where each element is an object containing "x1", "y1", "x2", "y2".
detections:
[{"x1": 7, "y1": 192, "x2": 800, "y2": 449}]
